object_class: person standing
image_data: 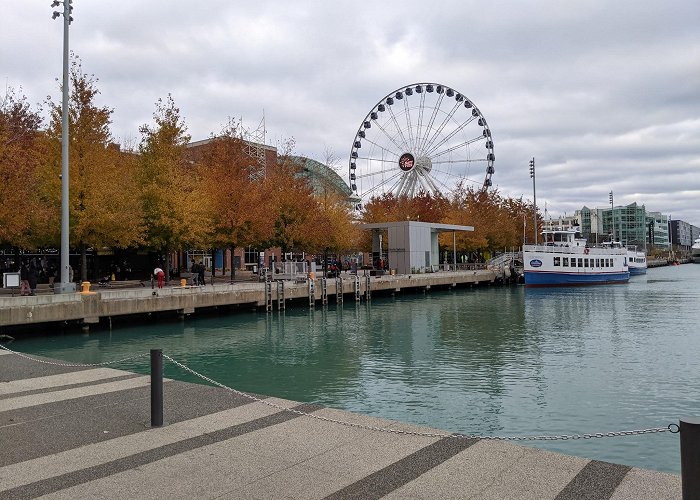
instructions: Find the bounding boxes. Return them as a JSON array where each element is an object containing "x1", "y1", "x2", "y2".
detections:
[
  {"x1": 27, "y1": 261, "x2": 38, "y2": 296},
  {"x1": 153, "y1": 266, "x2": 165, "y2": 289},
  {"x1": 197, "y1": 261, "x2": 205, "y2": 286}
]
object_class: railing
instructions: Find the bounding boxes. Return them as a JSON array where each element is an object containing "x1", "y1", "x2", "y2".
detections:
[{"x1": 523, "y1": 244, "x2": 626, "y2": 255}]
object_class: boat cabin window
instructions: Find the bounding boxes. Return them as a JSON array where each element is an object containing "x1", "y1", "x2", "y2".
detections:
[
  {"x1": 571, "y1": 259, "x2": 576, "y2": 268},
  {"x1": 553, "y1": 257, "x2": 561, "y2": 267},
  {"x1": 595, "y1": 259, "x2": 600, "y2": 267},
  {"x1": 578, "y1": 258, "x2": 583, "y2": 267},
  {"x1": 563, "y1": 257, "x2": 569, "y2": 266}
]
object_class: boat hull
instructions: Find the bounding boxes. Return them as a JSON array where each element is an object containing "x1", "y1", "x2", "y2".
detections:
[
  {"x1": 524, "y1": 271, "x2": 630, "y2": 286},
  {"x1": 628, "y1": 267, "x2": 647, "y2": 276}
]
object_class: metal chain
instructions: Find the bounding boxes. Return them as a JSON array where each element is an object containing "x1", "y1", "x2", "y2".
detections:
[
  {"x1": 0, "y1": 344, "x2": 148, "y2": 367},
  {"x1": 163, "y1": 354, "x2": 673, "y2": 442}
]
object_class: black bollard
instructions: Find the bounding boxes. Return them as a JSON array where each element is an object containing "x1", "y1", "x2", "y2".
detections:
[
  {"x1": 150, "y1": 349, "x2": 163, "y2": 427},
  {"x1": 680, "y1": 418, "x2": 700, "y2": 500}
]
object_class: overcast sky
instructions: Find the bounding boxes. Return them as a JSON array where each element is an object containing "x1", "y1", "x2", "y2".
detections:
[{"x1": 4, "y1": 1, "x2": 700, "y2": 225}]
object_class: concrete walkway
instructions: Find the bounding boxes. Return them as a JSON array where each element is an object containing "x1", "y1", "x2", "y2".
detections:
[{"x1": 0, "y1": 348, "x2": 681, "y2": 499}]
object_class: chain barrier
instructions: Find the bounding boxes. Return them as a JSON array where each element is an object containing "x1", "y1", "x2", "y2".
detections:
[
  {"x1": 0, "y1": 343, "x2": 676, "y2": 440},
  {"x1": 0, "y1": 343, "x2": 148, "y2": 367},
  {"x1": 163, "y1": 353, "x2": 674, "y2": 442}
]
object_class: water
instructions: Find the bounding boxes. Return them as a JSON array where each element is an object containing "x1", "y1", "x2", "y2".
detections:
[{"x1": 10, "y1": 265, "x2": 700, "y2": 473}]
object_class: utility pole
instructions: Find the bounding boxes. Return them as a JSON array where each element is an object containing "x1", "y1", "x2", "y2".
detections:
[
  {"x1": 609, "y1": 191, "x2": 615, "y2": 242},
  {"x1": 529, "y1": 158, "x2": 537, "y2": 244},
  {"x1": 52, "y1": 0, "x2": 74, "y2": 293}
]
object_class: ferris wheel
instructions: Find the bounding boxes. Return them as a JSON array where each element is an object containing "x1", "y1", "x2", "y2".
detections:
[{"x1": 349, "y1": 83, "x2": 495, "y2": 206}]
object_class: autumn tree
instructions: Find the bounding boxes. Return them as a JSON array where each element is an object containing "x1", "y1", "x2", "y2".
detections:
[
  {"x1": 0, "y1": 87, "x2": 49, "y2": 255},
  {"x1": 193, "y1": 120, "x2": 269, "y2": 280},
  {"x1": 258, "y1": 156, "x2": 320, "y2": 254},
  {"x1": 137, "y1": 95, "x2": 212, "y2": 279},
  {"x1": 43, "y1": 57, "x2": 144, "y2": 281}
]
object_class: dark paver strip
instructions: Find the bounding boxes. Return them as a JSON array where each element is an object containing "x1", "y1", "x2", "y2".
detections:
[
  {"x1": 0, "y1": 402, "x2": 323, "y2": 500},
  {"x1": 0, "y1": 382, "x2": 257, "y2": 466},
  {"x1": 555, "y1": 459, "x2": 631, "y2": 500},
  {"x1": 0, "y1": 373, "x2": 142, "y2": 400},
  {"x1": 323, "y1": 436, "x2": 479, "y2": 500}
]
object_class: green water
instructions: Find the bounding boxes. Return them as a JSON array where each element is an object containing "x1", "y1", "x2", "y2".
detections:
[{"x1": 11, "y1": 265, "x2": 700, "y2": 473}]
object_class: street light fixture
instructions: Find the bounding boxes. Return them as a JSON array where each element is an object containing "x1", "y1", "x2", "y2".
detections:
[
  {"x1": 529, "y1": 157, "x2": 537, "y2": 244},
  {"x1": 52, "y1": 0, "x2": 74, "y2": 293}
]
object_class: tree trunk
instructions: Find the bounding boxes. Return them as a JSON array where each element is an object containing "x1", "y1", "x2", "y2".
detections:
[
  {"x1": 211, "y1": 248, "x2": 216, "y2": 278},
  {"x1": 165, "y1": 248, "x2": 171, "y2": 282},
  {"x1": 80, "y1": 246, "x2": 88, "y2": 282},
  {"x1": 230, "y1": 245, "x2": 236, "y2": 282}
]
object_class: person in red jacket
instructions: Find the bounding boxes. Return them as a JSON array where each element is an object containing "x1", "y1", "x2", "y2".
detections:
[{"x1": 153, "y1": 267, "x2": 165, "y2": 288}]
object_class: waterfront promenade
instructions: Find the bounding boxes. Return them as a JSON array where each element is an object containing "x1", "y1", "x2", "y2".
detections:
[
  {"x1": 0, "y1": 347, "x2": 681, "y2": 499},
  {"x1": 0, "y1": 269, "x2": 503, "y2": 331}
]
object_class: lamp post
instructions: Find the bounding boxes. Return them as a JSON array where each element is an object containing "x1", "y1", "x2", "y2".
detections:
[
  {"x1": 529, "y1": 158, "x2": 537, "y2": 244},
  {"x1": 52, "y1": 0, "x2": 74, "y2": 293}
]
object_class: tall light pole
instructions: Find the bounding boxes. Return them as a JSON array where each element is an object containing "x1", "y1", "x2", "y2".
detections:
[
  {"x1": 529, "y1": 158, "x2": 537, "y2": 244},
  {"x1": 52, "y1": 0, "x2": 73, "y2": 292},
  {"x1": 609, "y1": 190, "x2": 615, "y2": 242}
]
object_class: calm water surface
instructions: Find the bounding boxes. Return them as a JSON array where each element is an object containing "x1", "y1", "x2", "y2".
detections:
[{"x1": 12, "y1": 264, "x2": 700, "y2": 473}]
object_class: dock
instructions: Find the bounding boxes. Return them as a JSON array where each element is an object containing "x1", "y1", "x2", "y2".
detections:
[
  {"x1": 0, "y1": 269, "x2": 506, "y2": 331},
  {"x1": 0, "y1": 347, "x2": 681, "y2": 499}
]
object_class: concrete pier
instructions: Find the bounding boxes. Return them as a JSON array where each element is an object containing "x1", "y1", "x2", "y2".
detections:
[
  {"x1": 0, "y1": 347, "x2": 681, "y2": 499},
  {"x1": 0, "y1": 270, "x2": 503, "y2": 330}
]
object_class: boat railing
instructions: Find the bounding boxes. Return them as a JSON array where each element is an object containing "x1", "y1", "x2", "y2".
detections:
[{"x1": 523, "y1": 244, "x2": 626, "y2": 255}]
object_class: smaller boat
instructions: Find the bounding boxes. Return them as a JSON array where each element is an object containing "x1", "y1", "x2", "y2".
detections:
[
  {"x1": 692, "y1": 238, "x2": 700, "y2": 264},
  {"x1": 626, "y1": 245, "x2": 647, "y2": 275}
]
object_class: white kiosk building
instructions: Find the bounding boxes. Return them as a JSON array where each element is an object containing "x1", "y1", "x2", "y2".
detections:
[{"x1": 361, "y1": 221, "x2": 474, "y2": 275}]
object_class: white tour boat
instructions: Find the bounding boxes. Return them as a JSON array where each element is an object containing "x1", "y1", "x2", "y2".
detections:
[
  {"x1": 626, "y1": 245, "x2": 647, "y2": 275},
  {"x1": 692, "y1": 237, "x2": 700, "y2": 264},
  {"x1": 523, "y1": 228, "x2": 629, "y2": 286}
]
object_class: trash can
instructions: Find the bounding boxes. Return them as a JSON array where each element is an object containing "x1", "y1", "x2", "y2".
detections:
[{"x1": 180, "y1": 279, "x2": 187, "y2": 287}]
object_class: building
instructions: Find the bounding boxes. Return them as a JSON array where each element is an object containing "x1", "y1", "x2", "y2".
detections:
[
  {"x1": 669, "y1": 220, "x2": 700, "y2": 250},
  {"x1": 646, "y1": 211, "x2": 670, "y2": 249}
]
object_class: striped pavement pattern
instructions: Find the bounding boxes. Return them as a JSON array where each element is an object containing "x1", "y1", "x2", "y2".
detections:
[{"x1": 0, "y1": 347, "x2": 681, "y2": 499}]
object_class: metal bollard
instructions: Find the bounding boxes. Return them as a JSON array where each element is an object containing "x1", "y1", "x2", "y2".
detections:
[
  {"x1": 681, "y1": 418, "x2": 700, "y2": 500},
  {"x1": 150, "y1": 349, "x2": 164, "y2": 427}
]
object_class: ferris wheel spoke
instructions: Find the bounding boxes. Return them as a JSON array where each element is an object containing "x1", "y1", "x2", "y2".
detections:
[
  {"x1": 363, "y1": 170, "x2": 405, "y2": 198},
  {"x1": 415, "y1": 91, "x2": 426, "y2": 152},
  {"x1": 424, "y1": 118, "x2": 479, "y2": 157},
  {"x1": 417, "y1": 93, "x2": 445, "y2": 154},
  {"x1": 417, "y1": 169, "x2": 440, "y2": 194},
  {"x1": 356, "y1": 164, "x2": 400, "y2": 180},
  {"x1": 420, "y1": 101, "x2": 462, "y2": 156},
  {"x1": 373, "y1": 119, "x2": 408, "y2": 154},
  {"x1": 361, "y1": 136, "x2": 403, "y2": 159},
  {"x1": 403, "y1": 96, "x2": 415, "y2": 152},
  {"x1": 385, "y1": 105, "x2": 411, "y2": 152},
  {"x1": 432, "y1": 157, "x2": 488, "y2": 165},
  {"x1": 430, "y1": 135, "x2": 485, "y2": 159}
]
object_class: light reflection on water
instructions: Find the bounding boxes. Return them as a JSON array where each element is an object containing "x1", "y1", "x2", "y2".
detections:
[{"x1": 13, "y1": 265, "x2": 700, "y2": 473}]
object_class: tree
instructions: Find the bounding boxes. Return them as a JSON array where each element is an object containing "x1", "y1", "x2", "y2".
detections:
[
  {"x1": 259, "y1": 156, "x2": 320, "y2": 254},
  {"x1": 43, "y1": 57, "x2": 144, "y2": 280},
  {"x1": 193, "y1": 120, "x2": 268, "y2": 280},
  {"x1": 137, "y1": 95, "x2": 212, "y2": 279},
  {"x1": 0, "y1": 87, "x2": 48, "y2": 253}
]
